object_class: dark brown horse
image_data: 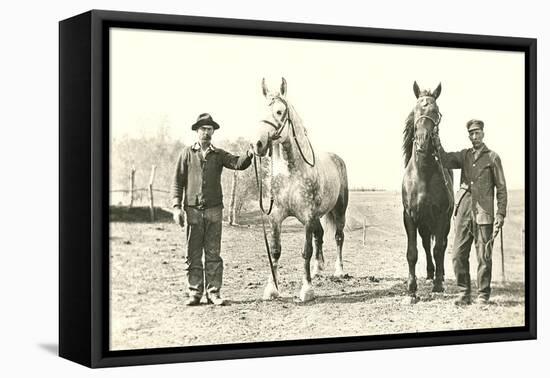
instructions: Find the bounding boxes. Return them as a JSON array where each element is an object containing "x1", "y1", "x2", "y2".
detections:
[
  {"x1": 253, "y1": 78, "x2": 349, "y2": 302},
  {"x1": 402, "y1": 81, "x2": 454, "y2": 302}
]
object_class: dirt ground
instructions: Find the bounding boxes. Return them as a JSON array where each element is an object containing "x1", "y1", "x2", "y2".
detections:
[{"x1": 109, "y1": 190, "x2": 525, "y2": 350}]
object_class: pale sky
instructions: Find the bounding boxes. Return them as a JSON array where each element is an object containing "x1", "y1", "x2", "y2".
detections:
[{"x1": 110, "y1": 28, "x2": 525, "y2": 191}]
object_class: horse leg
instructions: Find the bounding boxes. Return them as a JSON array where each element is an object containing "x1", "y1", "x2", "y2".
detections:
[
  {"x1": 419, "y1": 228, "x2": 435, "y2": 281},
  {"x1": 334, "y1": 221, "x2": 345, "y2": 278},
  {"x1": 432, "y1": 234, "x2": 448, "y2": 293},
  {"x1": 331, "y1": 195, "x2": 347, "y2": 277},
  {"x1": 263, "y1": 218, "x2": 282, "y2": 300},
  {"x1": 299, "y1": 222, "x2": 315, "y2": 302},
  {"x1": 311, "y1": 219, "x2": 325, "y2": 278},
  {"x1": 404, "y1": 211, "x2": 419, "y2": 302}
]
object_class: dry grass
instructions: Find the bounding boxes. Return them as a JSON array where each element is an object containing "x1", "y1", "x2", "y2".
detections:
[{"x1": 109, "y1": 191, "x2": 525, "y2": 350}]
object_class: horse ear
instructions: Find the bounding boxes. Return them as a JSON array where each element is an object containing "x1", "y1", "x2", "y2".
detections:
[
  {"x1": 280, "y1": 77, "x2": 287, "y2": 97},
  {"x1": 413, "y1": 81, "x2": 420, "y2": 98},
  {"x1": 432, "y1": 82, "x2": 442, "y2": 99},
  {"x1": 261, "y1": 78, "x2": 268, "y2": 97}
]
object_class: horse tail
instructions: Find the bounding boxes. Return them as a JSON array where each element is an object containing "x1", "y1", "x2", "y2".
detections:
[
  {"x1": 329, "y1": 152, "x2": 349, "y2": 214},
  {"x1": 323, "y1": 211, "x2": 337, "y2": 242}
]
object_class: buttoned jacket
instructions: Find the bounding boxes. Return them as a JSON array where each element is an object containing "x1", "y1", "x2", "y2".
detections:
[
  {"x1": 171, "y1": 143, "x2": 252, "y2": 209},
  {"x1": 439, "y1": 144, "x2": 507, "y2": 224}
]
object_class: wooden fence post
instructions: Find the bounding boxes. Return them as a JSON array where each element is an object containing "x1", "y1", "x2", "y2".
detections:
[
  {"x1": 148, "y1": 165, "x2": 157, "y2": 222},
  {"x1": 129, "y1": 167, "x2": 135, "y2": 208},
  {"x1": 500, "y1": 229, "x2": 506, "y2": 283},
  {"x1": 362, "y1": 217, "x2": 367, "y2": 247},
  {"x1": 229, "y1": 170, "x2": 238, "y2": 225}
]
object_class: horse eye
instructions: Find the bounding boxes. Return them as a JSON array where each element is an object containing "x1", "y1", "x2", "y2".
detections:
[{"x1": 276, "y1": 110, "x2": 282, "y2": 115}]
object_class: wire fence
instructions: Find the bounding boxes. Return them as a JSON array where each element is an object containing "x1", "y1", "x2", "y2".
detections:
[{"x1": 109, "y1": 165, "x2": 167, "y2": 221}]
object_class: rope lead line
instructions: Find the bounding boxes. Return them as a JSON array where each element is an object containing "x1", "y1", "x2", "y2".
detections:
[{"x1": 252, "y1": 150, "x2": 278, "y2": 291}]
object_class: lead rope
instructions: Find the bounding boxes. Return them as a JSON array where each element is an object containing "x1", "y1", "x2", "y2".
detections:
[
  {"x1": 251, "y1": 145, "x2": 278, "y2": 291},
  {"x1": 431, "y1": 117, "x2": 448, "y2": 187},
  {"x1": 430, "y1": 115, "x2": 454, "y2": 215},
  {"x1": 252, "y1": 146, "x2": 274, "y2": 216},
  {"x1": 465, "y1": 222, "x2": 501, "y2": 261}
]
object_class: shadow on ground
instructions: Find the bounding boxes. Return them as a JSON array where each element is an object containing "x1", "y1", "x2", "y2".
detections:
[
  {"x1": 229, "y1": 276, "x2": 525, "y2": 307},
  {"x1": 38, "y1": 343, "x2": 58, "y2": 355},
  {"x1": 110, "y1": 206, "x2": 173, "y2": 223}
]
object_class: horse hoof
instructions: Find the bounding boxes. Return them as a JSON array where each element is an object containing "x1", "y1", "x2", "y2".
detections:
[
  {"x1": 425, "y1": 278, "x2": 434, "y2": 283},
  {"x1": 299, "y1": 286, "x2": 315, "y2": 302},
  {"x1": 312, "y1": 262, "x2": 324, "y2": 278},
  {"x1": 333, "y1": 265, "x2": 344, "y2": 278},
  {"x1": 432, "y1": 283, "x2": 445, "y2": 293},
  {"x1": 262, "y1": 284, "x2": 280, "y2": 301}
]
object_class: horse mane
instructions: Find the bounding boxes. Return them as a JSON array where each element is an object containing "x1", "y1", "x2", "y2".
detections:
[
  {"x1": 403, "y1": 110, "x2": 415, "y2": 167},
  {"x1": 288, "y1": 103, "x2": 304, "y2": 129},
  {"x1": 419, "y1": 89, "x2": 434, "y2": 97},
  {"x1": 280, "y1": 101, "x2": 317, "y2": 165},
  {"x1": 287, "y1": 102, "x2": 311, "y2": 143}
]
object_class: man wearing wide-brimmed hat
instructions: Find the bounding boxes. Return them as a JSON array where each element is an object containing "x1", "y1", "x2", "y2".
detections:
[
  {"x1": 434, "y1": 119, "x2": 507, "y2": 306},
  {"x1": 171, "y1": 113, "x2": 254, "y2": 306}
]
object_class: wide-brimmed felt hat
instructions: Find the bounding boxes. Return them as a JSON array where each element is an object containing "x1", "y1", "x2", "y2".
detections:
[
  {"x1": 191, "y1": 113, "x2": 220, "y2": 130},
  {"x1": 466, "y1": 119, "x2": 484, "y2": 132}
]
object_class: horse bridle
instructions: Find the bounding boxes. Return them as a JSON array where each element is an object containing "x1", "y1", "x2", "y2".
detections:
[
  {"x1": 260, "y1": 96, "x2": 316, "y2": 167},
  {"x1": 413, "y1": 107, "x2": 449, "y2": 187},
  {"x1": 260, "y1": 96, "x2": 290, "y2": 141},
  {"x1": 413, "y1": 105, "x2": 443, "y2": 151},
  {"x1": 414, "y1": 111, "x2": 443, "y2": 133}
]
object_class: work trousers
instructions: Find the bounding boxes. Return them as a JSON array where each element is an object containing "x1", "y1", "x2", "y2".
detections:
[
  {"x1": 183, "y1": 206, "x2": 223, "y2": 298},
  {"x1": 452, "y1": 195, "x2": 494, "y2": 300}
]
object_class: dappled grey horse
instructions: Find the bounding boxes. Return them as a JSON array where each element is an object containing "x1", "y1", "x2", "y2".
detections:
[{"x1": 252, "y1": 78, "x2": 349, "y2": 302}]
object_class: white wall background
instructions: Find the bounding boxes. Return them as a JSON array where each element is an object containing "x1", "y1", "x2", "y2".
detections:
[{"x1": 1, "y1": 0, "x2": 547, "y2": 376}]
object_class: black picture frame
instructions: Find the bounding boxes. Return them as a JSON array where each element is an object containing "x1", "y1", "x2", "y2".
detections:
[{"x1": 59, "y1": 9, "x2": 537, "y2": 368}]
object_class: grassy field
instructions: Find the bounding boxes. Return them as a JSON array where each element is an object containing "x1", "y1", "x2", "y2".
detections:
[{"x1": 109, "y1": 190, "x2": 525, "y2": 350}]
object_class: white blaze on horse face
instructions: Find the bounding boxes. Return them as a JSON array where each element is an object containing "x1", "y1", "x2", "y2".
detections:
[{"x1": 418, "y1": 96, "x2": 435, "y2": 108}]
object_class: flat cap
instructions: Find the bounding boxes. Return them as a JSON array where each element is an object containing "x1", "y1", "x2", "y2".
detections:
[{"x1": 466, "y1": 119, "x2": 484, "y2": 132}]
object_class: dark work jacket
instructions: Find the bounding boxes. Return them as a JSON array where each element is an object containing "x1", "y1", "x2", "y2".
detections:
[
  {"x1": 171, "y1": 143, "x2": 252, "y2": 209},
  {"x1": 439, "y1": 144, "x2": 507, "y2": 224}
]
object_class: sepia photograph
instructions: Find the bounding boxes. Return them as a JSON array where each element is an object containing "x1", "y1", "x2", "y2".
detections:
[{"x1": 108, "y1": 26, "x2": 526, "y2": 351}]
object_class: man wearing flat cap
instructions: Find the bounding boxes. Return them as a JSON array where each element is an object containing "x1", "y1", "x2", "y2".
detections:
[
  {"x1": 171, "y1": 113, "x2": 254, "y2": 306},
  {"x1": 434, "y1": 119, "x2": 507, "y2": 306}
]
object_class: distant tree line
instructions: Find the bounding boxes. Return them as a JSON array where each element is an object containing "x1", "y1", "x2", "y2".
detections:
[
  {"x1": 349, "y1": 187, "x2": 386, "y2": 192},
  {"x1": 111, "y1": 125, "x2": 265, "y2": 223}
]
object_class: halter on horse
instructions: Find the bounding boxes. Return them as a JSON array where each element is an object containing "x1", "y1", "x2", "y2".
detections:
[
  {"x1": 402, "y1": 81, "x2": 454, "y2": 303},
  {"x1": 252, "y1": 77, "x2": 349, "y2": 302}
]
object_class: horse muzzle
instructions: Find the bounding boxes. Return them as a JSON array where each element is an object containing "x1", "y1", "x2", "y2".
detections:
[{"x1": 254, "y1": 140, "x2": 270, "y2": 157}]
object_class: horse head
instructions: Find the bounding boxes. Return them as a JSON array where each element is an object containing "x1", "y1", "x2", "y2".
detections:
[
  {"x1": 411, "y1": 81, "x2": 442, "y2": 154},
  {"x1": 253, "y1": 77, "x2": 291, "y2": 157}
]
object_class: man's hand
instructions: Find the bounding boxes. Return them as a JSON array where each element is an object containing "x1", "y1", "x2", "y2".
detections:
[
  {"x1": 173, "y1": 208, "x2": 185, "y2": 228},
  {"x1": 494, "y1": 214, "x2": 504, "y2": 230}
]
